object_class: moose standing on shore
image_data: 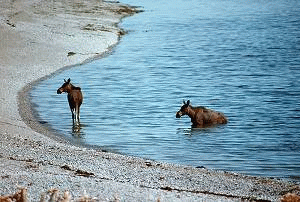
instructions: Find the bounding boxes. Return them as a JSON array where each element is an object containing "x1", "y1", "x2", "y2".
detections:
[
  {"x1": 57, "y1": 78, "x2": 83, "y2": 125},
  {"x1": 176, "y1": 100, "x2": 227, "y2": 128}
]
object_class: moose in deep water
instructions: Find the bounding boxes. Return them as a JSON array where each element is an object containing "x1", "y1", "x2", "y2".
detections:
[
  {"x1": 176, "y1": 100, "x2": 227, "y2": 128},
  {"x1": 57, "y1": 78, "x2": 83, "y2": 125}
]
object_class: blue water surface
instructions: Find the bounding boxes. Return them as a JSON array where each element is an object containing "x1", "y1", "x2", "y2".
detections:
[{"x1": 31, "y1": 0, "x2": 300, "y2": 180}]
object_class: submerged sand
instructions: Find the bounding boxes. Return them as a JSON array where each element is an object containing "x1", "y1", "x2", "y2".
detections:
[{"x1": 0, "y1": 0, "x2": 299, "y2": 201}]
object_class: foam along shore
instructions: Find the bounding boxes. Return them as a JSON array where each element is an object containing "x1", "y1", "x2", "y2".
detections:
[{"x1": 0, "y1": 0, "x2": 299, "y2": 201}]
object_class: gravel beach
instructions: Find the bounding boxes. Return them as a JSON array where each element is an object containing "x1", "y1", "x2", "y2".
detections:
[{"x1": 0, "y1": 0, "x2": 299, "y2": 201}]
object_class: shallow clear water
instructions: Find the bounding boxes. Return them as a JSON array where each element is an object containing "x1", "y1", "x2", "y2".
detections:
[{"x1": 31, "y1": 0, "x2": 300, "y2": 180}]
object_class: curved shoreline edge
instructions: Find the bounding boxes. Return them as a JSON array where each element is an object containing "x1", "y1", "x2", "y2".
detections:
[
  {"x1": 0, "y1": 0, "x2": 299, "y2": 201},
  {"x1": 17, "y1": 43, "x2": 119, "y2": 150}
]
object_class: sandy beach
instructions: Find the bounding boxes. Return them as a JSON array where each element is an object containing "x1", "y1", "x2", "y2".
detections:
[{"x1": 0, "y1": 0, "x2": 299, "y2": 201}]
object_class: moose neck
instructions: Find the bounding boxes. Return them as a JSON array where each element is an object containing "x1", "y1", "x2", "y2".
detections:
[
  {"x1": 186, "y1": 106, "x2": 196, "y2": 118},
  {"x1": 65, "y1": 84, "x2": 75, "y2": 93}
]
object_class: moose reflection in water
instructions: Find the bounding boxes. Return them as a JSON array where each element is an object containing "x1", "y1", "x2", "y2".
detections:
[
  {"x1": 57, "y1": 78, "x2": 83, "y2": 126},
  {"x1": 176, "y1": 100, "x2": 227, "y2": 128}
]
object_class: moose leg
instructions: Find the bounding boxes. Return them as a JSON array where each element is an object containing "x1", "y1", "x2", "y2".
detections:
[
  {"x1": 70, "y1": 108, "x2": 75, "y2": 125},
  {"x1": 75, "y1": 111, "x2": 79, "y2": 125},
  {"x1": 77, "y1": 106, "x2": 80, "y2": 124},
  {"x1": 73, "y1": 106, "x2": 80, "y2": 125}
]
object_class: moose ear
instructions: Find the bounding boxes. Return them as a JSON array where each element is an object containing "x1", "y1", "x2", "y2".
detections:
[
  {"x1": 67, "y1": 78, "x2": 71, "y2": 83},
  {"x1": 183, "y1": 100, "x2": 186, "y2": 105},
  {"x1": 187, "y1": 100, "x2": 190, "y2": 105},
  {"x1": 64, "y1": 79, "x2": 67, "y2": 82}
]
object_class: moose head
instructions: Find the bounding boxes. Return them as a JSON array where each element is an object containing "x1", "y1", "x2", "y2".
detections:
[
  {"x1": 176, "y1": 100, "x2": 191, "y2": 118},
  {"x1": 57, "y1": 78, "x2": 71, "y2": 94}
]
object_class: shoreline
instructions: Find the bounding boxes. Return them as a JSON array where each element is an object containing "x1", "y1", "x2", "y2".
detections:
[
  {"x1": 17, "y1": 42, "x2": 120, "y2": 151},
  {"x1": 0, "y1": 0, "x2": 299, "y2": 201}
]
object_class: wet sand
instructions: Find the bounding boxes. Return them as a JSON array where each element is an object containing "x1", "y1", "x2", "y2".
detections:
[{"x1": 0, "y1": 0, "x2": 299, "y2": 201}]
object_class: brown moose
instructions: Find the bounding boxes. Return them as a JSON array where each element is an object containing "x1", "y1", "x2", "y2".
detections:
[
  {"x1": 176, "y1": 100, "x2": 227, "y2": 128},
  {"x1": 57, "y1": 78, "x2": 83, "y2": 125}
]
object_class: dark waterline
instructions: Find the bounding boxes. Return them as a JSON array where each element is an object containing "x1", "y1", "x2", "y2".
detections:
[{"x1": 31, "y1": 0, "x2": 300, "y2": 181}]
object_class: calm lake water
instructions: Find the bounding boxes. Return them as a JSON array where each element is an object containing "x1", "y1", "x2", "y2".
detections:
[{"x1": 31, "y1": 0, "x2": 300, "y2": 181}]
